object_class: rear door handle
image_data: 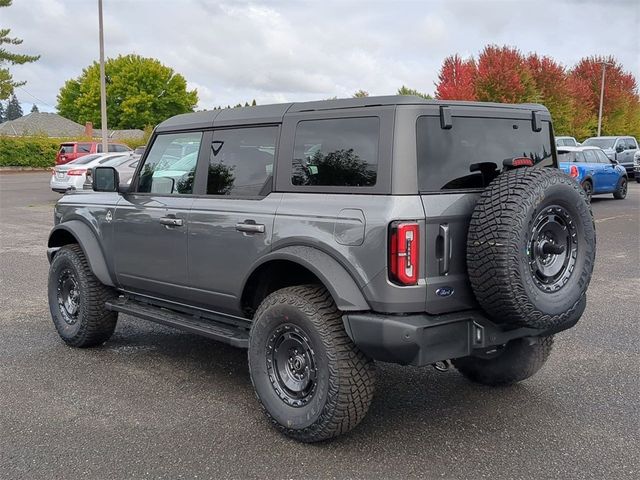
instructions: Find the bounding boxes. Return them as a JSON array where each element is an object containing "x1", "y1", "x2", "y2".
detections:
[
  {"x1": 236, "y1": 220, "x2": 265, "y2": 234},
  {"x1": 438, "y1": 224, "x2": 451, "y2": 275},
  {"x1": 159, "y1": 216, "x2": 183, "y2": 227}
]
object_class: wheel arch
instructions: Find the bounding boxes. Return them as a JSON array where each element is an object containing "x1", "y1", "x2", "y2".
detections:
[
  {"x1": 48, "y1": 220, "x2": 115, "y2": 287},
  {"x1": 241, "y1": 246, "x2": 370, "y2": 316}
]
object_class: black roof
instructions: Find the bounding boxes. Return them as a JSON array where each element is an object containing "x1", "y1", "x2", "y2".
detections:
[{"x1": 156, "y1": 95, "x2": 549, "y2": 132}]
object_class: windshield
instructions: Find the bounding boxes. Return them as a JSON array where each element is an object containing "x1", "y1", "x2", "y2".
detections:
[
  {"x1": 417, "y1": 116, "x2": 554, "y2": 191},
  {"x1": 583, "y1": 138, "x2": 615, "y2": 149}
]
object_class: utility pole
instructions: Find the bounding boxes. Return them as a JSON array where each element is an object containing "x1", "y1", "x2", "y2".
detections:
[
  {"x1": 597, "y1": 61, "x2": 614, "y2": 137},
  {"x1": 98, "y1": 0, "x2": 108, "y2": 154}
]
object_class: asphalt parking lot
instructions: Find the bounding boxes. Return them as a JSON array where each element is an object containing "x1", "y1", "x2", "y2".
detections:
[{"x1": 0, "y1": 172, "x2": 638, "y2": 480}]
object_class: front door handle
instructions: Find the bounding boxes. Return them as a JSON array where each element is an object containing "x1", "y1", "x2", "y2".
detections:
[
  {"x1": 236, "y1": 220, "x2": 265, "y2": 234},
  {"x1": 159, "y1": 216, "x2": 183, "y2": 227}
]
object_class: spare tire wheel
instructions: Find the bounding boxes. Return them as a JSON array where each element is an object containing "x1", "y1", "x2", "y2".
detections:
[{"x1": 467, "y1": 167, "x2": 596, "y2": 331}]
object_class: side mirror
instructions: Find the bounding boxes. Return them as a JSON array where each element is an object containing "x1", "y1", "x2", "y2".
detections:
[
  {"x1": 92, "y1": 166, "x2": 120, "y2": 192},
  {"x1": 615, "y1": 145, "x2": 624, "y2": 153},
  {"x1": 610, "y1": 158, "x2": 619, "y2": 165}
]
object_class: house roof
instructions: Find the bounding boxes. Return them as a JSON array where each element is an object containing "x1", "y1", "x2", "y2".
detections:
[{"x1": 0, "y1": 112, "x2": 85, "y2": 137}]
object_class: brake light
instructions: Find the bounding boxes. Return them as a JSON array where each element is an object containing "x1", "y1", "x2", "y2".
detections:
[
  {"x1": 511, "y1": 157, "x2": 534, "y2": 167},
  {"x1": 569, "y1": 165, "x2": 579, "y2": 178},
  {"x1": 389, "y1": 221, "x2": 419, "y2": 286},
  {"x1": 67, "y1": 169, "x2": 86, "y2": 176}
]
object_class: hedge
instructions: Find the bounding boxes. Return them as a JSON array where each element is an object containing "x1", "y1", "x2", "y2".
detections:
[{"x1": 0, "y1": 134, "x2": 149, "y2": 168}]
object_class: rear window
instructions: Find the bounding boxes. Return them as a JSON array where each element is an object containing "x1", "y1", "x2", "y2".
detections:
[
  {"x1": 416, "y1": 116, "x2": 554, "y2": 192},
  {"x1": 292, "y1": 117, "x2": 379, "y2": 187},
  {"x1": 59, "y1": 144, "x2": 75, "y2": 154}
]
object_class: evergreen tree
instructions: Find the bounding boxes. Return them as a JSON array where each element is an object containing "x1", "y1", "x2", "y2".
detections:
[
  {"x1": 30, "y1": 103, "x2": 38, "y2": 113},
  {"x1": 251, "y1": 99, "x2": 257, "y2": 106},
  {"x1": 0, "y1": 101, "x2": 5, "y2": 122},
  {"x1": 5, "y1": 92, "x2": 22, "y2": 120}
]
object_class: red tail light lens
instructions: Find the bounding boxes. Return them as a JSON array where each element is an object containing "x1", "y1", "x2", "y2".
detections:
[
  {"x1": 389, "y1": 221, "x2": 419, "y2": 286},
  {"x1": 569, "y1": 165, "x2": 579, "y2": 178},
  {"x1": 67, "y1": 169, "x2": 86, "y2": 176}
]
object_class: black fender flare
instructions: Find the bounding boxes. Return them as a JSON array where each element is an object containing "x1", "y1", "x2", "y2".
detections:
[
  {"x1": 244, "y1": 245, "x2": 370, "y2": 311},
  {"x1": 47, "y1": 220, "x2": 115, "y2": 287}
]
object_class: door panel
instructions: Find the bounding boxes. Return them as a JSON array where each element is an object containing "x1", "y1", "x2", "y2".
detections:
[
  {"x1": 187, "y1": 195, "x2": 282, "y2": 314},
  {"x1": 114, "y1": 195, "x2": 194, "y2": 300}
]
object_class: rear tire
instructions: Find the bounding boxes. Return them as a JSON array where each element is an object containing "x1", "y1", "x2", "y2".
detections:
[
  {"x1": 467, "y1": 168, "x2": 595, "y2": 331},
  {"x1": 613, "y1": 177, "x2": 627, "y2": 199},
  {"x1": 48, "y1": 244, "x2": 118, "y2": 347},
  {"x1": 452, "y1": 336, "x2": 554, "y2": 386},
  {"x1": 248, "y1": 285, "x2": 375, "y2": 442}
]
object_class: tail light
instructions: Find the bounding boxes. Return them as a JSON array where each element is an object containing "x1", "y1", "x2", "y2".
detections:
[
  {"x1": 569, "y1": 165, "x2": 579, "y2": 178},
  {"x1": 67, "y1": 169, "x2": 86, "y2": 176},
  {"x1": 389, "y1": 221, "x2": 419, "y2": 286}
]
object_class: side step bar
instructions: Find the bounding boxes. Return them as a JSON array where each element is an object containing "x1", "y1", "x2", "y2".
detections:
[{"x1": 106, "y1": 297, "x2": 250, "y2": 348}]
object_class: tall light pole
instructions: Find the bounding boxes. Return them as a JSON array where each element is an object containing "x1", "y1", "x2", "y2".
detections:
[
  {"x1": 597, "y1": 61, "x2": 614, "y2": 137},
  {"x1": 98, "y1": 0, "x2": 108, "y2": 154}
]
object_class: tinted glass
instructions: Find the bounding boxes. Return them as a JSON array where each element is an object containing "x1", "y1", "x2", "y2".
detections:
[
  {"x1": 583, "y1": 150, "x2": 598, "y2": 163},
  {"x1": 417, "y1": 116, "x2": 553, "y2": 191},
  {"x1": 207, "y1": 126, "x2": 277, "y2": 196},
  {"x1": 292, "y1": 117, "x2": 379, "y2": 187},
  {"x1": 70, "y1": 154, "x2": 102, "y2": 165},
  {"x1": 78, "y1": 143, "x2": 92, "y2": 153},
  {"x1": 137, "y1": 132, "x2": 202, "y2": 194},
  {"x1": 583, "y1": 138, "x2": 615, "y2": 149}
]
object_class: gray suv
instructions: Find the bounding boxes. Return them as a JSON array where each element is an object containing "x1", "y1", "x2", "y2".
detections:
[{"x1": 47, "y1": 96, "x2": 596, "y2": 442}]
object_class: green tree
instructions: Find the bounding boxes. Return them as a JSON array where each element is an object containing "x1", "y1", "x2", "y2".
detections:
[
  {"x1": 56, "y1": 54, "x2": 198, "y2": 129},
  {"x1": 397, "y1": 85, "x2": 432, "y2": 99},
  {"x1": 353, "y1": 90, "x2": 369, "y2": 98},
  {"x1": 5, "y1": 92, "x2": 21, "y2": 120},
  {"x1": 30, "y1": 103, "x2": 38, "y2": 113},
  {"x1": 0, "y1": 101, "x2": 5, "y2": 122},
  {"x1": 0, "y1": 0, "x2": 40, "y2": 100}
]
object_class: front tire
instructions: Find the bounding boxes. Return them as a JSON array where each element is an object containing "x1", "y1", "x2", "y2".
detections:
[
  {"x1": 613, "y1": 177, "x2": 627, "y2": 199},
  {"x1": 248, "y1": 285, "x2": 375, "y2": 442},
  {"x1": 48, "y1": 244, "x2": 118, "y2": 347},
  {"x1": 452, "y1": 336, "x2": 554, "y2": 386}
]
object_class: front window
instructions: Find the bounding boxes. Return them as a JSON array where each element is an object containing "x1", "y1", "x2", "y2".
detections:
[
  {"x1": 291, "y1": 117, "x2": 379, "y2": 187},
  {"x1": 416, "y1": 116, "x2": 553, "y2": 191},
  {"x1": 137, "y1": 132, "x2": 202, "y2": 194},
  {"x1": 583, "y1": 138, "x2": 615, "y2": 149}
]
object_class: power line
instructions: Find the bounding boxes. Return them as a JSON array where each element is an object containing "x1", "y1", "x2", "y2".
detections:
[{"x1": 16, "y1": 86, "x2": 56, "y2": 110}]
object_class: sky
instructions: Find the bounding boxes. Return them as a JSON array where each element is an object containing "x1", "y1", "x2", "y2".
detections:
[{"x1": 3, "y1": 0, "x2": 639, "y2": 113}]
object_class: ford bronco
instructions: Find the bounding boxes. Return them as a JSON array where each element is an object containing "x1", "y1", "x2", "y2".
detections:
[{"x1": 47, "y1": 96, "x2": 596, "y2": 442}]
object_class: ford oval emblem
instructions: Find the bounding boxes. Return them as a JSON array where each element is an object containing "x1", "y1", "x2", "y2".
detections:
[{"x1": 436, "y1": 287, "x2": 454, "y2": 297}]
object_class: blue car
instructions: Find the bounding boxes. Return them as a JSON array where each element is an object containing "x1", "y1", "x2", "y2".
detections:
[{"x1": 558, "y1": 146, "x2": 628, "y2": 201}]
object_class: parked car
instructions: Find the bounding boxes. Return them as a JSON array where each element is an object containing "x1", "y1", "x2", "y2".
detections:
[
  {"x1": 47, "y1": 96, "x2": 595, "y2": 443},
  {"x1": 582, "y1": 136, "x2": 638, "y2": 177},
  {"x1": 50, "y1": 153, "x2": 129, "y2": 193},
  {"x1": 133, "y1": 145, "x2": 146, "y2": 155},
  {"x1": 634, "y1": 150, "x2": 640, "y2": 183},
  {"x1": 55, "y1": 141, "x2": 132, "y2": 165},
  {"x1": 558, "y1": 146, "x2": 627, "y2": 200},
  {"x1": 555, "y1": 136, "x2": 579, "y2": 147},
  {"x1": 83, "y1": 154, "x2": 140, "y2": 189}
]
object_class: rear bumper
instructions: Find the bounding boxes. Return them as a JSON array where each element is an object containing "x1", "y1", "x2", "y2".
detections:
[{"x1": 342, "y1": 310, "x2": 574, "y2": 366}]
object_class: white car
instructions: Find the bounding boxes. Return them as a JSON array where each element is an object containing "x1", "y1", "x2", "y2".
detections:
[{"x1": 50, "y1": 153, "x2": 129, "y2": 193}]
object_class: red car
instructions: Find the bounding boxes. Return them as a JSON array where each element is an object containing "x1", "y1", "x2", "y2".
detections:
[{"x1": 55, "y1": 141, "x2": 131, "y2": 165}]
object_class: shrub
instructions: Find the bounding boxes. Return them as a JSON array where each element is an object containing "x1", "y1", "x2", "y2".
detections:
[{"x1": 0, "y1": 136, "x2": 59, "y2": 168}]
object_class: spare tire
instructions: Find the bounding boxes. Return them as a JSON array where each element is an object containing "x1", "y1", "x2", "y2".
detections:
[{"x1": 467, "y1": 167, "x2": 595, "y2": 330}]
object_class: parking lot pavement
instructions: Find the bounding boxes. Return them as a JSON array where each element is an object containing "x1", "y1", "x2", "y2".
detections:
[{"x1": 0, "y1": 171, "x2": 638, "y2": 480}]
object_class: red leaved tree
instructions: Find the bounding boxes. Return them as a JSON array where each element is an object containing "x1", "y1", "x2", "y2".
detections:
[
  {"x1": 568, "y1": 56, "x2": 640, "y2": 138},
  {"x1": 435, "y1": 54, "x2": 477, "y2": 100},
  {"x1": 474, "y1": 45, "x2": 539, "y2": 104},
  {"x1": 526, "y1": 54, "x2": 574, "y2": 135}
]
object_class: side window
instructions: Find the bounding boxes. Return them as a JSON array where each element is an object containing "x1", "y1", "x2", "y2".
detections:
[
  {"x1": 583, "y1": 150, "x2": 598, "y2": 163},
  {"x1": 78, "y1": 143, "x2": 92, "y2": 153},
  {"x1": 595, "y1": 150, "x2": 610, "y2": 163},
  {"x1": 207, "y1": 126, "x2": 277, "y2": 196},
  {"x1": 97, "y1": 144, "x2": 103, "y2": 153},
  {"x1": 627, "y1": 138, "x2": 637, "y2": 150},
  {"x1": 113, "y1": 144, "x2": 128, "y2": 152},
  {"x1": 137, "y1": 132, "x2": 202, "y2": 195},
  {"x1": 292, "y1": 117, "x2": 379, "y2": 187},
  {"x1": 575, "y1": 152, "x2": 586, "y2": 163}
]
